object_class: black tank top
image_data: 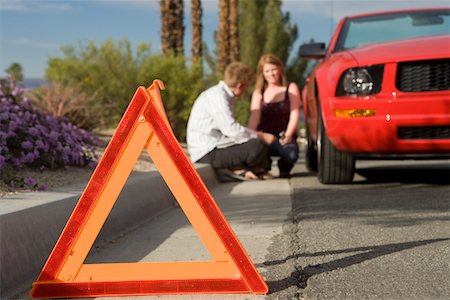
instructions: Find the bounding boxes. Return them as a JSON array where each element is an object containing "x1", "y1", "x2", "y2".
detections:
[{"x1": 257, "y1": 83, "x2": 292, "y2": 137}]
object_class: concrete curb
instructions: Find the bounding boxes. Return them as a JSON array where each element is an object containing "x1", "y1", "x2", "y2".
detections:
[{"x1": 0, "y1": 164, "x2": 217, "y2": 298}]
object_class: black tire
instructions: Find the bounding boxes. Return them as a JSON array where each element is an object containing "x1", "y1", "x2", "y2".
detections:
[
  {"x1": 317, "y1": 110, "x2": 355, "y2": 184},
  {"x1": 305, "y1": 126, "x2": 318, "y2": 172}
]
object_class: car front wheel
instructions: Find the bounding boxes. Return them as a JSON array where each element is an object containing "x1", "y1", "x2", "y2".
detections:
[{"x1": 317, "y1": 110, "x2": 355, "y2": 184}]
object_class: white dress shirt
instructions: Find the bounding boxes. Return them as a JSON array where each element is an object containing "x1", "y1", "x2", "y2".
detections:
[{"x1": 186, "y1": 81, "x2": 257, "y2": 162}]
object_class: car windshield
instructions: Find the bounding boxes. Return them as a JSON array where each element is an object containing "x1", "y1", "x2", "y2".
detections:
[{"x1": 335, "y1": 10, "x2": 450, "y2": 51}]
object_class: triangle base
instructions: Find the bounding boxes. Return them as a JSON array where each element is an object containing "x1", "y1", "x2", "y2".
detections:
[{"x1": 31, "y1": 278, "x2": 268, "y2": 298}]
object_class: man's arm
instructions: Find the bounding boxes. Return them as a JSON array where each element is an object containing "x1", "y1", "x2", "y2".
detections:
[
  {"x1": 208, "y1": 92, "x2": 257, "y2": 142},
  {"x1": 257, "y1": 131, "x2": 277, "y2": 145}
]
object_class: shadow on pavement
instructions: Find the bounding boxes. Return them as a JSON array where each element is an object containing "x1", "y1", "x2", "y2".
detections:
[{"x1": 263, "y1": 238, "x2": 449, "y2": 293}]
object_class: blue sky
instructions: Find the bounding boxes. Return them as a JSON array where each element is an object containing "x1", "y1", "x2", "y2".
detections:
[{"x1": 1, "y1": 0, "x2": 448, "y2": 78}]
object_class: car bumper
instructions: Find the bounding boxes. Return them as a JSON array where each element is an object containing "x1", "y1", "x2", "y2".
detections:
[{"x1": 325, "y1": 91, "x2": 450, "y2": 154}]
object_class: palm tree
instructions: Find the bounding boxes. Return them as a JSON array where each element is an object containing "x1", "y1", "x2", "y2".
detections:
[
  {"x1": 217, "y1": 0, "x2": 230, "y2": 74},
  {"x1": 229, "y1": 0, "x2": 239, "y2": 62},
  {"x1": 160, "y1": 0, "x2": 171, "y2": 55},
  {"x1": 191, "y1": 0, "x2": 203, "y2": 63},
  {"x1": 160, "y1": 0, "x2": 184, "y2": 56},
  {"x1": 173, "y1": 0, "x2": 184, "y2": 55}
]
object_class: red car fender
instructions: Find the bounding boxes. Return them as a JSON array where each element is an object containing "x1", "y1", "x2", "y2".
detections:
[{"x1": 314, "y1": 52, "x2": 358, "y2": 142}]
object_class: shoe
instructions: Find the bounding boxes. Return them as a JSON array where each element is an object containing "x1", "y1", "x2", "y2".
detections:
[
  {"x1": 251, "y1": 168, "x2": 273, "y2": 180},
  {"x1": 279, "y1": 172, "x2": 291, "y2": 179},
  {"x1": 258, "y1": 171, "x2": 274, "y2": 180}
]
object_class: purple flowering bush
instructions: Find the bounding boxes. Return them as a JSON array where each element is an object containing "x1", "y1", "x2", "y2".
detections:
[{"x1": 0, "y1": 76, "x2": 99, "y2": 189}]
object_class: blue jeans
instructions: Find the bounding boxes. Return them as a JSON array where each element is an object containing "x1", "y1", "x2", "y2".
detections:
[{"x1": 269, "y1": 139, "x2": 299, "y2": 174}]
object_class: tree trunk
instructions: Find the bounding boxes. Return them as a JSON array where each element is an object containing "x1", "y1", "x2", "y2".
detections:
[
  {"x1": 191, "y1": 0, "x2": 203, "y2": 64},
  {"x1": 174, "y1": 0, "x2": 184, "y2": 56},
  {"x1": 229, "y1": 0, "x2": 239, "y2": 62},
  {"x1": 217, "y1": 0, "x2": 230, "y2": 74},
  {"x1": 160, "y1": 0, "x2": 184, "y2": 56},
  {"x1": 160, "y1": 0, "x2": 171, "y2": 55}
]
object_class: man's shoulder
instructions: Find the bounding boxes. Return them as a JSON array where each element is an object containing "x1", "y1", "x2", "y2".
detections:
[
  {"x1": 206, "y1": 82, "x2": 225, "y2": 93},
  {"x1": 198, "y1": 83, "x2": 227, "y2": 101}
]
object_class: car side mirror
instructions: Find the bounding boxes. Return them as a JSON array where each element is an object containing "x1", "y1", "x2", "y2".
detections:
[{"x1": 299, "y1": 43, "x2": 327, "y2": 59}]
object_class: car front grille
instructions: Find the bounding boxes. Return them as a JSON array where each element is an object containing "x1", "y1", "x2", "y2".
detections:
[
  {"x1": 398, "y1": 125, "x2": 450, "y2": 140},
  {"x1": 396, "y1": 58, "x2": 450, "y2": 92}
]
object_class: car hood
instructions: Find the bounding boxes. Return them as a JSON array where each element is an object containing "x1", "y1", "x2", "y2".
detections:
[{"x1": 344, "y1": 35, "x2": 450, "y2": 66}]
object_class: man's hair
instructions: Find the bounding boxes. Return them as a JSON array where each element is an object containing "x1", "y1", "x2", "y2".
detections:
[{"x1": 223, "y1": 62, "x2": 255, "y2": 87}]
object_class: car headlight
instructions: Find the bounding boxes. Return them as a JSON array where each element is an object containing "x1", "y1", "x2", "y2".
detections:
[{"x1": 336, "y1": 65, "x2": 384, "y2": 97}]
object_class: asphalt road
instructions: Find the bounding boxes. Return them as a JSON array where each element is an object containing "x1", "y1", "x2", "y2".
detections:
[
  {"x1": 18, "y1": 153, "x2": 448, "y2": 300},
  {"x1": 286, "y1": 157, "x2": 450, "y2": 300}
]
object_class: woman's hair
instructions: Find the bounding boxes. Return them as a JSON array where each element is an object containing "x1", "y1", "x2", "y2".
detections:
[
  {"x1": 254, "y1": 53, "x2": 287, "y2": 92},
  {"x1": 224, "y1": 62, "x2": 255, "y2": 87}
]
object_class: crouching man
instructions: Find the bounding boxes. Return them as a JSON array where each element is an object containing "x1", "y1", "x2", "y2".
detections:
[{"x1": 186, "y1": 62, "x2": 275, "y2": 181}]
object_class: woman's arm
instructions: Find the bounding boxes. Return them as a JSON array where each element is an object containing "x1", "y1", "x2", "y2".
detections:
[
  {"x1": 281, "y1": 83, "x2": 301, "y2": 145},
  {"x1": 247, "y1": 90, "x2": 263, "y2": 130}
]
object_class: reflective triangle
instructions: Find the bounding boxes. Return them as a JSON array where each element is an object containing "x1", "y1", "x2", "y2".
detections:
[{"x1": 29, "y1": 80, "x2": 269, "y2": 298}]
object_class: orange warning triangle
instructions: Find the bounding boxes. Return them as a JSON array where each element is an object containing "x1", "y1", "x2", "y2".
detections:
[{"x1": 29, "y1": 80, "x2": 269, "y2": 298}]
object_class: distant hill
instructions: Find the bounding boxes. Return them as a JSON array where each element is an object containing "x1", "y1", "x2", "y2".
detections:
[{"x1": 23, "y1": 78, "x2": 48, "y2": 89}]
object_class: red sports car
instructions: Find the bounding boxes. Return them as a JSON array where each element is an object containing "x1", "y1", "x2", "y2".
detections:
[{"x1": 299, "y1": 8, "x2": 450, "y2": 184}]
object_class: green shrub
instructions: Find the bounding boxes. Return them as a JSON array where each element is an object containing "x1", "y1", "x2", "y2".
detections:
[
  {"x1": 45, "y1": 39, "x2": 216, "y2": 141},
  {"x1": 138, "y1": 57, "x2": 214, "y2": 141}
]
